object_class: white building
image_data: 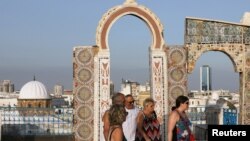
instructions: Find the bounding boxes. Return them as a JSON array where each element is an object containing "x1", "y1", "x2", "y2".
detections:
[
  {"x1": 188, "y1": 90, "x2": 239, "y2": 125},
  {"x1": 0, "y1": 80, "x2": 14, "y2": 93},
  {"x1": 54, "y1": 84, "x2": 64, "y2": 97},
  {"x1": 119, "y1": 79, "x2": 150, "y2": 107},
  {"x1": 0, "y1": 92, "x2": 18, "y2": 107},
  {"x1": 120, "y1": 79, "x2": 150, "y2": 95},
  {"x1": 120, "y1": 79, "x2": 140, "y2": 96},
  {"x1": 0, "y1": 80, "x2": 73, "y2": 138}
]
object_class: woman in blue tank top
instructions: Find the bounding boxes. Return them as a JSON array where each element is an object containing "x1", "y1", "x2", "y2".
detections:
[{"x1": 168, "y1": 95, "x2": 193, "y2": 141}]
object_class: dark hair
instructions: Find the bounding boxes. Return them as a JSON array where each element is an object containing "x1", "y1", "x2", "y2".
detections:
[
  {"x1": 109, "y1": 104, "x2": 126, "y2": 126},
  {"x1": 125, "y1": 94, "x2": 133, "y2": 99},
  {"x1": 112, "y1": 92, "x2": 125, "y2": 105},
  {"x1": 171, "y1": 106, "x2": 177, "y2": 111},
  {"x1": 176, "y1": 95, "x2": 189, "y2": 108}
]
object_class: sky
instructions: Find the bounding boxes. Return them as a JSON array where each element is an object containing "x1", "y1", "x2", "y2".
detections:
[{"x1": 0, "y1": 0, "x2": 249, "y2": 92}]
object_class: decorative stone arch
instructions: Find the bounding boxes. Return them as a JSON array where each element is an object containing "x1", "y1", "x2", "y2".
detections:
[
  {"x1": 187, "y1": 43, "x2": 244, "y2": 73},
  {"x1": 96, "y1": 1, "x2": 164, "y2": 50},
  {"x1": 93, "y1": 1, "x2": 168, "y2": 140},
  {"x1": 185, "y1": 17, "x2": 250, "y2": 124}
]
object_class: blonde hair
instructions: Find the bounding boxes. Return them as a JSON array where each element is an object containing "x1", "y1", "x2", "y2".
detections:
[
  {"x1": 109, "y1": 104, "x2": 126, "y2": 126},
  {"x1": 143, "y1": 97, "x2": 155, "y2": 107}
]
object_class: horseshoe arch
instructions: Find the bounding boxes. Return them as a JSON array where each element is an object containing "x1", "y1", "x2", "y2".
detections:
[{"x1": 94, "y1": 1, "x2": 167, "y2": 140}]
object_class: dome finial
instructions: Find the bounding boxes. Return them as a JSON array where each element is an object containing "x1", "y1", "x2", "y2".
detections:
[
  {"x1": 33, "y1": 75, "x2": 36, "y2": 81},
  {"x1": 124, "y1": 0, "x2": 137, "y2": 5}
]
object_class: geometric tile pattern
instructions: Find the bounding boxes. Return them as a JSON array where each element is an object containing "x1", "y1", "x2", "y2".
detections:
[
  {"x1": 167, "y1": 46, "x2": 188, "y2": 112},
  {"x1": 150, "y1": 51, "x2": 167, "y2": 140},
  {"x1": 73, "y1": 46, "x2": 94, "y2": 141},
  {"x1": 186, "y1": 18, "x2": 250, "y2": 45}
]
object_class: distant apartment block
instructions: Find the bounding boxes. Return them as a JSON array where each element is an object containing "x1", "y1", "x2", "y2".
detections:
[
  {"x1": 119, "y1": 79, "x2": 150, "y2": 107},
  {"x1": 54, "y1": 84, "x2": 64, "y2": 97},
  {"x1": 120, "y1": 79, "x2": 138, "y2": 96},
  {"x1": 188, "y1": 89, "x2": 239, "y2": 125},
  {"x1": 0, "y1": 80, "x2": 14, "y2": 93}
]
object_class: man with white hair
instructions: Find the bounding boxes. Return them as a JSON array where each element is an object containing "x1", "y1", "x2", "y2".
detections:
[{"x1": 122, "y1": 94, "x2": 139, "y2": 141}]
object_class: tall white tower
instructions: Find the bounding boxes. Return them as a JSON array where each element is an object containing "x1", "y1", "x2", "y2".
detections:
[{"x1": 200, "y1": 65, "x2": 212, "y2": 91}]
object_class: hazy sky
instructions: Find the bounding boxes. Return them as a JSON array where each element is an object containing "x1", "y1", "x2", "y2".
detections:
[{"x1": 0, "y1": 0, "x2": 249, "y2": 92}]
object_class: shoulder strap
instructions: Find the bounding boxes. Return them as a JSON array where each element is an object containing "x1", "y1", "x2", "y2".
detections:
[
  {"x1": 153, "y1": 110, "x2": 157, "y2": 118},
  {"x1": 141, "y1": 110, "x2": 146, "y2": 118}
]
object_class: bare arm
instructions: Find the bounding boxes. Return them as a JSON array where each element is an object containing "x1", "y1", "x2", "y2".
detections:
[
  {"x1": 136, "y1": 112, "x2": 151, "y2": 141},
  {"x1": 112, "y1": 127, "x2": 123, "y2": 141},
  {"x1": 102, "y1": 111, "x2": 110, "y2": 141},
  {"x1": 167, "y1": 111, "x2": 178, "y2": 141}
]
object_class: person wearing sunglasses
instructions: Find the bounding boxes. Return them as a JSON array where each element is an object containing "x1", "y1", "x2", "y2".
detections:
[
  {"x1": 168, "y1": 95, "x2": 193, "y2": 141},
  {"x1": 122, "y1": 94, "x2": 139, "y2": 141}
]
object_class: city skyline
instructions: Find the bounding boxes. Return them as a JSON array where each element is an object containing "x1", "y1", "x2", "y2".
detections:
[{"x1": 0, "y1": 0, "x2": 249, "y2": 92}]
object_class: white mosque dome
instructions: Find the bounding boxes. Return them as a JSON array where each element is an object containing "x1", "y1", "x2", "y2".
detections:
[{"x1": 19, "y1": 80, "x2": 51, "y2": 99}]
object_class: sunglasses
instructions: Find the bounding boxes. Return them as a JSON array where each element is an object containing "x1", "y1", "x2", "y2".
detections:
[
  {"x1": 185, "y1": 101, "x2": 189, "y2": 105},
  {"x1": 128, "y1": 100, "x2": 134, "y2": 104}
]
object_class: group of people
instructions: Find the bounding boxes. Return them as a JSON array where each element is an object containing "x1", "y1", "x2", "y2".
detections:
[{"x1": 102, "y1": 93, "x2": 193, "y2": 141}]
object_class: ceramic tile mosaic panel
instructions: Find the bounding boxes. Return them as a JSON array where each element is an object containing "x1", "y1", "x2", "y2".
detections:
[{"x1": 186, "y1": 18, "x2": 250, "y2": 44}]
